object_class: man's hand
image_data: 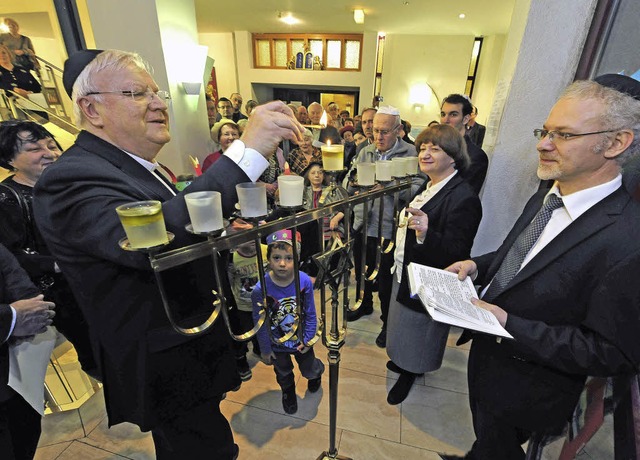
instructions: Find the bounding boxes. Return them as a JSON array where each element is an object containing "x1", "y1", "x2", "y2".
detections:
[
  {"x1": 241, "y1": 101, "x2": 304, "y2": 158},
  {"x1": 297, "y1": 344, "x2": 311, "y2": 354},
  {"x1": 445, "y1": 260, "x2": 478, "y2": 281},
  {"x1": 471, "y1": 298, "x2": 508, "y2": 327},
  {"x1": 11, "y1": 294, "x2": 55, "y2": 337}
]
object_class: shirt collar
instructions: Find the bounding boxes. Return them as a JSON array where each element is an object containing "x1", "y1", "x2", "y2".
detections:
[
  {"x1": 425, "y1": 169, "x2": 458, "y2": 194},
  {"x1": 123, "y1": 151, "x2": 157, "y2": 172},
  {"x1": 547, "y1": 174, "x2": 621, "y2": 221}
]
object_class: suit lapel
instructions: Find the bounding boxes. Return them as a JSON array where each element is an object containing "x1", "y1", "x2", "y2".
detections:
[
  {"x1": 502, "y1": 187, "x2": 629, "y2": 293},
  {"x1": 75, "y1": 131, "x2": 174, "y2": 201},
  {"x1": 418, "y1": 175, "x2": 463, "y2": 214}
]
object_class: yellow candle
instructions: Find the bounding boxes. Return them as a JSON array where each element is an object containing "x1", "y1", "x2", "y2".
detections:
[{"x1": 321, "y1": 144, "x2": 344, "y2": 172}]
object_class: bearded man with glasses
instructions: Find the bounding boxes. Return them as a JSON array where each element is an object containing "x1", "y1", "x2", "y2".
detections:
[
  {"x1": 441, "y1": 75, "x2": 640, "y2": 460},
  {"x1": 33, "y1": 49, "x2": 303, "y2": 460}
]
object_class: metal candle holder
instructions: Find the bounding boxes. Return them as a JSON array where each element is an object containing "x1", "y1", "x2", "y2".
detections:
[{"x1": 120, "y1": 179, "x2": 413, "y2": 460}]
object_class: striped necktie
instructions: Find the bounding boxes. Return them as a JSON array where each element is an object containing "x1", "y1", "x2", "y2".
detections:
[{"x1": 482, "y1": 194, "x2": 564, "y2": 302}]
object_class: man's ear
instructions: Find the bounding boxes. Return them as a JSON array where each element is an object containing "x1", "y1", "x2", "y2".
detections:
[
  {"x1": 604, "y1": 129, "x2": 634, "y2": 160},
  {"x1": 77, "y1": 96, "x2": 104, "y2": 128},
  {"x1": 463, "y1": 114, "x2": 471, "y2": 126}
]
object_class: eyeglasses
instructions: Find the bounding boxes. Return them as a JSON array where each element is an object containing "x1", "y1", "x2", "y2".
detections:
[
  {"x1": 373, "y1": 125, "x2": 400, "y2": 137},
  {"x1": 85, "y1": 88, "x2": 171, "y2": 102},
  {"x1": 533, "y1": 128, "x2": 617, "y2": 142}
]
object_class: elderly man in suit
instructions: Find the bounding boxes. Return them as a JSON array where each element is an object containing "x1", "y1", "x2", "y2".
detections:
[
  {"x1": 307, "y1": 102, "x2": 341, "y2": 144},
  {"x1": 33, "y1": 49, "x2": 302, "y2": 459},
  {"x1": 0, "y1": 244, "x2": 55, "y2": 460},
  {"x1": 442, "y1": 75, "x2": 640, "y2": 460}
]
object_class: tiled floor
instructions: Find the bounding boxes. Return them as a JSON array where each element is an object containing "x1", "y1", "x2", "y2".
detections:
[{"x1": 34, "y1": 293, "x2": 614, "y2": 459}]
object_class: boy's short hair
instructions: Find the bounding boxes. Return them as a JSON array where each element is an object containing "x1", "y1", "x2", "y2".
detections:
[{"x1": 267, "y1": 241, "x2": 293, "y2": 259}]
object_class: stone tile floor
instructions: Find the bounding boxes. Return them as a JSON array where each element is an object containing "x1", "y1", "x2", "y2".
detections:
[{"x1": 34, "y1": 296, "x2": 614, "y2": 459}]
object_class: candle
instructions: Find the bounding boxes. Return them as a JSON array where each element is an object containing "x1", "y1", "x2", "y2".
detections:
[
  {"x1": 391, "y1": 157, "x2": 405, "y2": 178},
  {"x1": 405, "y1": 156, "x2": 419, "y2": 175},
  {"x1": 357, "y1": 162, "x2": 376, "y2": 186},
  {"x1": 321, "y1": 143, "x2": 344, "y2": 172},
  {"x1": 116, "y1": 200, "x2": 168, "y2": 248},
  {"x1": 184, "y1": 191, "x2": 223, "y2": 232},
  {"x1": 236, "y1": 182, "x2": 268, "y2": 218},
  {"x1": 376, "y1": 160, "x2": 393, "y2": 181},
  {"x1": 278, "y1": 175, "x2": 304, "y2": 207}
]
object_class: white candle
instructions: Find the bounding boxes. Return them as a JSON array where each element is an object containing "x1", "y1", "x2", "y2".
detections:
[
  {"x1": 376, "y1": 160, "x2": 393, "y2": 181},
  {"x1": 391, "y1": 157, "x2": 405, "y2": 177},
  {"x1": 405, "y1": 156, "x2": 419, "y2": 175},
  {"x1": 184, "y1": 191, "x2": 223, "y2": 232},
  {"x1": 357, "y1": 162, "x2": 376, "y2": 185},
  {"x1": 236, "y1": 183, "x2": 268, "y2": 218},
  {"x1": 278, "y1": 175, "x2": 304, "y2": 206}
]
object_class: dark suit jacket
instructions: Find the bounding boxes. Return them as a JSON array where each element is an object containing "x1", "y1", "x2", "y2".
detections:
[
  {"x1": 396, "y1": 175, "x2": 482, "y2": 312},
  {"x1": 460, "y1": 137, "x2": 488, "y2": 195},
  {"x1": 468, "y1": 186, "x2": 640, "y2": 432},
  {"x1": 0, "y1": 244, "x2": 40, "y2": 402},
  {"x1": 33, "y1": 131, "x2": 247, "y2": 430},
  {"x1": 466, "y1": 122, "x2": 486, "y2": 148}
]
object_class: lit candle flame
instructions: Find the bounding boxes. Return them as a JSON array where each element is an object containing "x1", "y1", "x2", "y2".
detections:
[
  {"x1": 326, "y1": 140, "x2": 331, "y2": 147},
  {"x1": 319, "y1": 110, "x2": 328, "y2": 128}
]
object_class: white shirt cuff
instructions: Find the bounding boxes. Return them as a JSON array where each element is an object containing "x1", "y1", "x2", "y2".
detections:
[
  {"x1": 6, "y1": 306, "x2": 17, "y2": 341},
  {"x1": 223, "y1": 139, "x2": 270, "y2": 182}
]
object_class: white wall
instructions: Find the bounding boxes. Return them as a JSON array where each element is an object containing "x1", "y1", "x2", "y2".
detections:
[
  {"x1": 380, "y1": 34, "x2": 475, "y2": 128},
  {"x1": 85, "y1": 0, "x2": 211, "y2": 174},
  {"x1": 198, "y1": 32, "x2": 237, "y2": 100},
  {"x1": 473, "y1": 0, "x2": 598, "y2": 255}
]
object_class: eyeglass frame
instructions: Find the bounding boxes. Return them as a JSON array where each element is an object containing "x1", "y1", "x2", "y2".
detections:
[
  {"x1": 84, "y1": 87, "x2": 171, "y2": 102},
  {"x1": 533, "y1": 128, "x2": 617, "y2": 142},
  {"x1": 373, "y1": 124, "x2": 400, "y2": 137}
]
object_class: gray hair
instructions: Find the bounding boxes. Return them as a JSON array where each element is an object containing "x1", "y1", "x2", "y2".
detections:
[
  {"x1": 562, "y1": 80, "x2": 640, "y2": 166},
  {"x1": 72, "y1": 50, "x2": 152, "y2": 126}
]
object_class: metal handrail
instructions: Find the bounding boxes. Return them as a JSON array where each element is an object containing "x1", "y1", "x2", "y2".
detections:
[{"x1": 0, "y1": 89, "x2": 79, "y2": 134}]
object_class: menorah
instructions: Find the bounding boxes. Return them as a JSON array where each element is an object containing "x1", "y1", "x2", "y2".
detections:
[{"x1": 119, "y1": 173, "x2": 413, "y2": 459}]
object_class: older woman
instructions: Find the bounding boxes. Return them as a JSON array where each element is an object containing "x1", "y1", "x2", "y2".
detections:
[
  {"x1": 288, "y1": 128, "x2": 322, "y2": 176},
  {"x1": 202, "y1": 118, "x2": 240, "y2": 172},
  {"x1": 0, "y1": 18, "x2": 39, "y2": 70},
  {"x1": 298, "y1": 162, "x2": 345, "y2": 275},
  {"x1": 0, "y1": 120, "x2": 97, "y2": 378},
  {"x1": 0, "y1": 44, "x2": 41, "y2": 97},
  {"x1": 385, "y1": 124, "x2": 482, "y2": 405}
]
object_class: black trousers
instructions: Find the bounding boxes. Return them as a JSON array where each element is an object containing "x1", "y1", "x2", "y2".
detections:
[
  {"x1": 0, "y1": 390, "x2": 42, "y2": 460},
  {"x1": 354, "y1": 234, "x2": 394, "y2": 325},
  {"x1": 151, "y1": 396, "x2": 236, "y2": 460}
]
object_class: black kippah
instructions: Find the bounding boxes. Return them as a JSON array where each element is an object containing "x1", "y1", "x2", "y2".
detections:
[
  {"x1": 594, "y1": 74, "x2": 640, "y2": 101},
  {"x1": 62, "y1": 49, "x2": 104, "y2": 98}
]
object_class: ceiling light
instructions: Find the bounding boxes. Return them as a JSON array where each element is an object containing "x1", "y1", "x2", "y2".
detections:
[
  {"x1": 278, "y1": 12, "x2": 299, "y2": 25},
  {"x1": 459, "y1": 13, "x2": 466, "y2": 19},
  {"x1": 354, "y1": 9, "x2": 365, "y2": 24}
]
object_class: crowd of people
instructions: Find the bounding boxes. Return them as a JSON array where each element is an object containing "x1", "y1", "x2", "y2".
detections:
[{"x1": 0, "y1": 46, "x2": 639, "y2": 460}]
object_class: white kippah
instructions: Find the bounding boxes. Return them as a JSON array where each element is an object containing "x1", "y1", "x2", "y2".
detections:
[{"x1": 376, "y1": 105, "x2": 400, "y2": 116}]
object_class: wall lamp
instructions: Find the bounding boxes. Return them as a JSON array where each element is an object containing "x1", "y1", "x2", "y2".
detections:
[{"x1": 182, "y1": 82, "x2": 202, "y2": 95}]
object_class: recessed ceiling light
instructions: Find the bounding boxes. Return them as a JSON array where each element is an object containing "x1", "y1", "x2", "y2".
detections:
[
  {"x1": 459, "y1": 13, "x2": 466, "y2": 19},
  {"x1": 279, "y1": 12, "x2": 299, "y2": 25}
]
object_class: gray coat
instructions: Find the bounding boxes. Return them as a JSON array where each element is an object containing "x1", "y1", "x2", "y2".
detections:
[{"x1": 346, "y1": 139, "x2": 423, "y2": 239}]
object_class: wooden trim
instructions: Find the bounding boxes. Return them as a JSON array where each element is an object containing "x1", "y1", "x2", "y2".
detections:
[{"x1": 252, "y1": 33, "x2": 363, "y2": 71}]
